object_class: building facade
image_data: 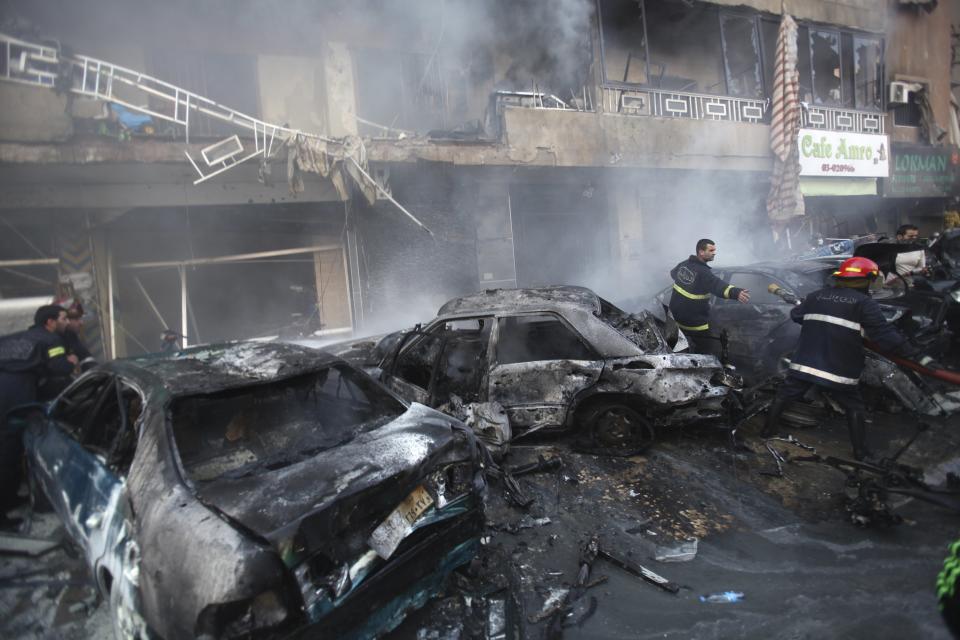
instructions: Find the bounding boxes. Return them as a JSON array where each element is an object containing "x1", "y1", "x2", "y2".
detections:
[{"x1": 0, "y1": 0, "x2": 955, "y2": 357}]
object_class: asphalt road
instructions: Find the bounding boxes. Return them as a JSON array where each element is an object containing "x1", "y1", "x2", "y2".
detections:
[{"x1": 2, "y1": 411, "x2": 958, "y2": 639}]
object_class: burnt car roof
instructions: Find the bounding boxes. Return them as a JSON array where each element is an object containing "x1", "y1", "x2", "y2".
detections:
[
  {"x1": 437, "y1": 286, "x2": 601, "y2": 316},
  {"x1": 107, "y1": 341, "x2": 338, "y2": 396}
]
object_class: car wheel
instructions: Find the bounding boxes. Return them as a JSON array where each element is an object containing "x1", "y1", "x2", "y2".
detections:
[{"x1": 579, "y1": 403, "x2": 655, "y2": 456}]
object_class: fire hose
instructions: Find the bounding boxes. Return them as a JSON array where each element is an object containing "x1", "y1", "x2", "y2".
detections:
[
  {"x1": 766, "y1": 283, "x2": 960, "y2": 387},
  {"x1": 863, "y1": 340, "x2": 960, "y2": 386}
]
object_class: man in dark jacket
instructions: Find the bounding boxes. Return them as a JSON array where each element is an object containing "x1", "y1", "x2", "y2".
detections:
[
  {"x1": 0, "y1": 304, "x2": 77, "y2": 527},
  {"x1": 762, "y1": 257, "x2": 928, "y2": 460},
  {"x1": 669, "y1": 239, "x2": 751, "y2": 355}
]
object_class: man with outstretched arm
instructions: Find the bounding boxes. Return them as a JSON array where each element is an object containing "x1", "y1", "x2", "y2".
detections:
[{"x1": 668, "y1": 238, "x2": 750, "y2": 356}]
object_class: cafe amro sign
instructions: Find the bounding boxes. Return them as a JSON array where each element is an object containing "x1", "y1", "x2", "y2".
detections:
[{"x1": 798, "y1": 129, "x2": 890, "y2": 178}]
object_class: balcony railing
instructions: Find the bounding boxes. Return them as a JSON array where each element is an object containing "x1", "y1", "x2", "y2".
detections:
[
  {"x1": 600, "y1": 85, "x2": 887, "y2": 135},
  {"x1": 601, "y1": 85, "x2": 768, "y2": 124},
  {"x1": 801, "y1": 103, "x2": 885, "y2": 134}
]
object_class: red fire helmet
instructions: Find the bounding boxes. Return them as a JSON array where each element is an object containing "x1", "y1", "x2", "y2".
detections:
[{"x1": 833, "y1": 256, "x2": 880, "y2": 279}]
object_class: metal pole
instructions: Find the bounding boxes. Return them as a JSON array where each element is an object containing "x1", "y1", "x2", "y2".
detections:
[
  {"x1": 133, "y1": 275, "x2": 170, "y2": 332},
  {"x1": 108, "y1": 245, "x2": 117, "y2": 360},
  {"x1": 179, "y1": 266, "x2": 188, "y2": 348},
  {"x1": 0, "y1": 258, "x2": 59, "y2": 267}
]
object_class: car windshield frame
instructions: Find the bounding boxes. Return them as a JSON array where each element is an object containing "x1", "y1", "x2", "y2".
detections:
[{"x1": 169, "y1": 363, "x2": 408, "y2": 484}]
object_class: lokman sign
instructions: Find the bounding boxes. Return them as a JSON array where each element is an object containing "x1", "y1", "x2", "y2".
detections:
[{"x1": 798, "y1": 129, "x2": 889, "y2": 178}]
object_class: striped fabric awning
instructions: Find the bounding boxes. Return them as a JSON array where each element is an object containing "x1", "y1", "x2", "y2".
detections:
[{"x1": 766, "y1": 14, "x2": 805, "y2": 222}]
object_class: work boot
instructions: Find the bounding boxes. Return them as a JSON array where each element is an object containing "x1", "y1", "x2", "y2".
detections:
[
  {"x1": 761, "y1": 397, "x2": 788, "y2": 437},
  {"x1": 846, "y1": 410, "x2": 872, "y2": 461}
]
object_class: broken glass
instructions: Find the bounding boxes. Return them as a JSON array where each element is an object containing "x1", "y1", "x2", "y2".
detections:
[
  {"x1": 854, "y1": 37, "x2": 883, "y2": 110},
  {"x1": 172, "y1": 365, "x2": 405, "y2": 482},
  {"x1": 720, "y1": 14, "x2": 763, "y2": 98},
  {"x1": 645, "y1": 1, "x2": 724, "y2": 93},
  {"x1": 599, "y1": 0, "x2": 649, "y2": 84},
  {"x1": 810, "y1": 29, "x2": 842, "y2": 106},
  {"x1": 432, "y1": 318, "x2": 492, "y2": 405}
]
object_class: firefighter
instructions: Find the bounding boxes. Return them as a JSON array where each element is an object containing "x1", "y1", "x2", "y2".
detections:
[
  {"x1": 0, "y1": 305, "x2": 77, "y2": 528},
  {"x1": 761, "y1": 256, "x2": 932, "y2": 460},
  {"x1": 669, "y1": 239, "x2": 751, "y2": 355}
]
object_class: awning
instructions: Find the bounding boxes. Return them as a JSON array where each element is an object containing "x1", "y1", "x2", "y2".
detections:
[{"x1": 800, "y1": 177, "x2": 877, "y2": 197}]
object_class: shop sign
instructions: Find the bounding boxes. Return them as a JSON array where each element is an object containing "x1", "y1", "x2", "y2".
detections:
[
  {"x1": 798, "y1": 129, "x2": 889, "y2": 178},
  {"x1": 882, "y1": 144, "x2": 960, "y2": 198}
]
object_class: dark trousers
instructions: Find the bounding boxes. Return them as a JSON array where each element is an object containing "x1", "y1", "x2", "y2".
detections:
[
  {"x1": 685, "y1": 329, "x2": 721, "y2": 358},
  {"x1": 0, "y1": 371, "x2": 34, "y2": 514},
  {"x1": 775, "y1": 374, "x2": 865, "y2": 414},
  {"x1": 768, "y1": 373, "x2": 870, "y2": 459}
]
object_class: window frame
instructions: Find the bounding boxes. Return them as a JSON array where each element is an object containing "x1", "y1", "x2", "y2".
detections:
[
  {"x1": 492, "y1": 311, "x2": 599, "y2": 367},
  {"x1": 595, "y1": 0, "x2": 885, "y2": 111},
  {"x1": 390, "y1": 316, "x2": 495, "y2": 397}
]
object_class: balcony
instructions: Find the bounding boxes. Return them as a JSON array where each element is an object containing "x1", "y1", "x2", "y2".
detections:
[
  {"x1": 598, "y1": 84, "x2": 886, "y2": 135},
  {"x1": 601, "y1": 84, "x2": 767, "y2": 124}
]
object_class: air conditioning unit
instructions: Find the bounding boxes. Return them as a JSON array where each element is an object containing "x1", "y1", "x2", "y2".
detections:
[{"x1": 889, "y1": 81, "x2": 921, "y2": 105}]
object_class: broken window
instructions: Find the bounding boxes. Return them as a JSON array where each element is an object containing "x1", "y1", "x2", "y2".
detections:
[
  {"x1": 796, "y1": 26, "x2": 883, "y2": 110},
  {"x1": 432, "y1": 318, "x2": 493, "y2": 405},
  {"x1": 598, "y1": 0, "x2": 724, "y2": 93},
  {"x1": 50, "y1": 375, "x2": 142, "y2": 472},
  {"x1": 598, "y1": 0, "x2": 650, "y2": 84},
  {"x1": 172, "y1": 365, "x2": 405, "y2": 483},
  {"x1": 496, "y1": 315, "x2": 597, "y2": 365},
  {"x1": 392, "y1": 318, "x2": 493, "y2": 402},
  {"x1": 394, "y1": 333, "x2": 443, "y2": 391},
  {"x1": 810, "y1": 29, "x2": 842, "y2": 106},
  {"x1": 854, "y1": 37, "x2": 883, "y2": 111},
  {"x1": 720, "y1": 13, "x2": 763, "y2": 98},
  {"x1": 759, "y1": 18, "x2": 780, "y2": 101},
  {"x1": 645, "y1": 1, "x2": 724, "y2": 93}
]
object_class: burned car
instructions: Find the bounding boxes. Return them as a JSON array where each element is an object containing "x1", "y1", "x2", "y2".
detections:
[
  {"x1": 20, "y1": 342, "x2": 484, "y2": 639},
  {"x1": 330, "y1": 286, "x2": 737, "y2": 454}
]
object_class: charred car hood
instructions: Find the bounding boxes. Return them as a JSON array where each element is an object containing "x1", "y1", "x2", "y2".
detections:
[{"x1": 191, "y1": 403, "x2": 466, "y2": 542}]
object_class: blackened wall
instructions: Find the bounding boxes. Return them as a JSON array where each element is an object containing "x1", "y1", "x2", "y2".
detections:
[{"x1": 355, "y1": 164, "x2": 479, "y2": 331}]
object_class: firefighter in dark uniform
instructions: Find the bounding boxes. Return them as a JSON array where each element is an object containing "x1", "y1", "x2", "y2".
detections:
[
  {"x1": 0, "y1": 305, "x2": 77, "y2": 527},
  {"x1": 762, "y1": 256, "x2": 930, "y2": 460},
  {"x1": 669, "y1": 238, "x2": 751, "y2": 355}
]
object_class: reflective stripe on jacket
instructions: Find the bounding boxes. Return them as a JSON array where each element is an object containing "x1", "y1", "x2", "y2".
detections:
[
  {"x1": 668, "y1": 256, "x2": 743, "y2": 331},
  {"x1": 788, "y1": 286, "x2": 913, "y2": 388}
]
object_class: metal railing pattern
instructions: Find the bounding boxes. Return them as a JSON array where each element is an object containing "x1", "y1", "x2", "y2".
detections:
[
  {"x1": 800, "y1": 103, "x2": 885, "y2": 134},
  {"x1": 601, "y1": 85, "x2": 768, "y2": 124}
]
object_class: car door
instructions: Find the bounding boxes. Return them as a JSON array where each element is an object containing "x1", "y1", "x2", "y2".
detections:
[
  {"x1": 28, "y1": 373, "x2": 139, "y2": 585},
  {"x1": 381, "y1": 317, "x2": 494, "y2": 407},
  {"x1": 487, "y1": 313, "x2": 603, "y2": 431}
]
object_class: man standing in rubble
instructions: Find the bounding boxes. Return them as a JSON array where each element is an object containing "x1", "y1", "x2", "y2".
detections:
[
  {"x1": 669, "y1": 239, "x2": 750, "y2": 356},
  {"x1": 890, "y1": 224, "x2": 928, "y2": 287},
  {"x1": 0, "y1": 305, "x2": 77, "y2": 528},
  {"x1": 762, "y1": 256, "x2": 934, "y2": 460}
]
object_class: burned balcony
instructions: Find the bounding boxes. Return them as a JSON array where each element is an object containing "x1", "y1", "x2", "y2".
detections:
[{"x1": 596, "y1": 0, "x2": 886, "y2": 134}]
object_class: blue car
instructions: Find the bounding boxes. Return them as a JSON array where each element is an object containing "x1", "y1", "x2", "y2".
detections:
[{"x1": 21, "y1": 342, "x2": 485, "y2": 639}]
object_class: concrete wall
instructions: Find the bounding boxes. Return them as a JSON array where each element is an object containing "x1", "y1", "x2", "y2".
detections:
[
  {"x1": 886, "y1": 0, "x2": 953, "y2": 144},
  {"x1": 257, "y1": 55, "x2": 328, "y2": 134},
  {"x1": 0, "y1": 84, "x2": 73, "y2": 142},
  {"x1": 354, "y1": 165, "x2": 478, "y2": 331}
]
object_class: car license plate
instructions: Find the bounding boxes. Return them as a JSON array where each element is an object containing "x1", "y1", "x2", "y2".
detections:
[{"x1": 368, "y1": 485, "x2": 434, "y2": 559}]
